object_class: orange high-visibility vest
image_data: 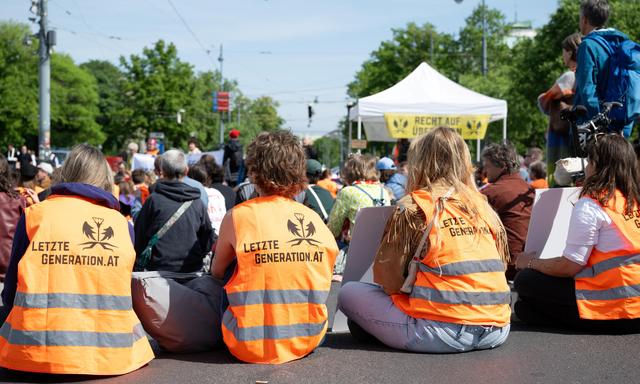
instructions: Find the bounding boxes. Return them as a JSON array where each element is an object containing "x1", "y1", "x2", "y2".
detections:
[
  {"x1": 222, "y1": 196, "x2": 338, "y2": 364},
  {"x1": 392, "y1": 190, "x2": 511, "y2": 327},
  {"x1": 0, "y1": 195, "x2": 154, "y2": 375},
  {"x1": 574, "y1": 191, "x2": 640, "y2": 320}
]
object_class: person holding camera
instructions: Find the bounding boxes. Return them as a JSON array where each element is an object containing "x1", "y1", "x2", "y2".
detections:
[{"x1": 515, "y1": 134, "x2": 640, "y2": 333}]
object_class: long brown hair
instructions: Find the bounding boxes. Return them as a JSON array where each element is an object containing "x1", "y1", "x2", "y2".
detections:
[
  {"x1": 407, "y1": 127, "x2": 509, "y2": 262},
  {"x1": 581, "y1": 134, "x2": 640, "y2": 214},
  {"x1": 0, "y1": 154, "x2": 19, "y2": 198}
]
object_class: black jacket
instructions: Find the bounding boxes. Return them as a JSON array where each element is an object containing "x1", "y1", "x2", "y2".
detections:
[{"x1": 134, "y1": 180, "x2": 214, "y2": 272}]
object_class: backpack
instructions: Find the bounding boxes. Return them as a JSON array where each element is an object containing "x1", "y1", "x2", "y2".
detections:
[
  {"x1": 353, "y1": 184, "x2": 386, "y2": 207},
  {"x1": 589, "y1": 34, "x2": 640, "y2": 127}
]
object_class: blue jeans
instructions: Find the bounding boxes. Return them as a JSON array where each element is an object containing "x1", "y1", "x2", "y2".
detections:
[{"x1": 338, "y1": 282, "x2": 510, "y2": 353}]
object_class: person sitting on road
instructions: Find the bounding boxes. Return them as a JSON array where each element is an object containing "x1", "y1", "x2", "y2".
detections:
[
  {"x1": 514, "y1": 134, "x2": 640, "y2": 333},
  {"x1": 377, "y1": 156, "x2": 407, "y2": 201},
  {"x1": 529, "y1": 161, "x2": 549, "y2": 189},
  {"x1": 303, "y1": 159, "x2": 335, "y2": 223},
  {"x1": 211, "y1": 131, "x2": 338, "y2": 364},
  {"x1": 134, "y1": 150, "x2": 214, "y2": 272},
  {"x1": 481, "y1": 143, "x2": 535, "y2": 279},
  {"x1": 338, "y1": 127, "x2": 511, "y2": 353},
  {"x1": 0, "y1": 144, "x2": 154, "y2": 375}
]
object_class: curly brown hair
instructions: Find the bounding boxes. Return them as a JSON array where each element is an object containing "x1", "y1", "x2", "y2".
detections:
[
  {"x1": 581, "y1": 134, "x2": 640, "y2": 215},
  {"x1": 481, "y1": 142, "x2": 519, "y2": 174},
  {"x1": 245, "y1": 131, "x2": 306, "y2": 198},
  {"x1": 342, "y1": 154, "x2": 379, "y2": 185}
]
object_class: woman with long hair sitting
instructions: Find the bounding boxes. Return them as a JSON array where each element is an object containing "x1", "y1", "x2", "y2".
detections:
[
  {"x1": 515, "y1": 134, "x2": 640, "y2": 333},
  {"x1": 338, "y1": 127, "x2": 511, "y2": 353}
]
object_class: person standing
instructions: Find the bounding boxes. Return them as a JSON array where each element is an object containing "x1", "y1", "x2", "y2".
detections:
[
  {"x1": 0, "y1": 155, "x2": 25, "y2": 285},
  {"x1": 212, "y1": 131, "x2": 337, "y2": 364},
  {"x1": 188, "y1": 137, "x2": 202, "y2": 154},
  {"x1": 574, "y1": 0, "x2": 635, "y2": 137},
  {"x1": 481, "y1": 143, "x2": 535, "y2": 279},
  {"x1": 538, "y1": 33, "x2": 582, "y2": 183},
  {"x1": 223, "y1": 130, "x2": 243, "y2": 187}
]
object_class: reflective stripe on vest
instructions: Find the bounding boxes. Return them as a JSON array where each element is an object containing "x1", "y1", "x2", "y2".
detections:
[
  {"x1": 410, "y1": 286, "x2": 511, "y2": 306},
  {"x1": 222, "y1": 311, "x2": 326, "y2": 342},
  {"x1": 574, "y1": 192, "x2": 640, "y2": 320},
  {"x1": 418, "y1": 259, "x2": 505, "y2": 276},
  {"x1": 575, "y1": 253, "x2": 640, "y2": 279},
  {"x1": 227, "y1": 289, "x2": 330, "y2": 307},
  {"x1": 576, "y1": 284, "x2": 640, "y2": 301},
  {"x1": 0, "y1": 322, "x2": 146, "y2": 348},
  {"x1": 14, "y1": 292, "x2": 132, "y2": 310}
]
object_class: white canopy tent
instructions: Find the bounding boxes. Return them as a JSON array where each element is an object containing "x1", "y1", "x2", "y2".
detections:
[{"x1": 348, "y1": 62, "x2": 507, "y2": 159}]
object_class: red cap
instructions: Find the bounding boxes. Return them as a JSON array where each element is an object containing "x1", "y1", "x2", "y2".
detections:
[{"x1": 229, "y1": 129, "x2": 240, "y2": 139}]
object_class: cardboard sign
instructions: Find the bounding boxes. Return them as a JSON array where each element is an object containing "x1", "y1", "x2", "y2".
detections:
[
  {"x1": 132, "y1": 153, "x2": 156, "y2": 172},
  {"x1": 331, "y1": 206, "x2": 395, "y2": 333},
  {"x1": 383, "y1": 113, "x2": 491, "y2": 139},
  {"x1": 186, "y1": 150, "x2": 223, "y2": 167},
  {"x1": 524, "y1": 187, "x2": 581, "y2": 259}
]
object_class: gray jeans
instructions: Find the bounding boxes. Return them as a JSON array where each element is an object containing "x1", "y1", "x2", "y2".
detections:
[{"x1": 338, "y1": 282, "x2": 510, "y2": 353}]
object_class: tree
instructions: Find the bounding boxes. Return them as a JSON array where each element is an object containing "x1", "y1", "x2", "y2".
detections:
[
  {"x1": 80, "y1": 60, "x2": 127, "y2": 152},
  {"x1": 313, "y1": 136, "x2": 341, "y2": 168},
  {"x1": 51, "y1": 53, "x2": 103, "y2": 146},
  {"x1": 119, "y1": 40, "x2": 197, "y2": 147},
  {"x1": 0, "y1": 22, "x2": 38, "y2": 149}
]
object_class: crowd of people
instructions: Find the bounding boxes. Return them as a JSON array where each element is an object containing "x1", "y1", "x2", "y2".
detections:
[{"x1": 0, "y1": 0, "x2": 638, "y2": 377}]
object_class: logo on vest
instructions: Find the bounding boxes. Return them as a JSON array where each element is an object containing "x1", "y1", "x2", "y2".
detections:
[
  {"x1": 80, "y1": 217, "x2": 118, "y2": 251},
  {"x1": 287, "y1": 213, "x2": 320, "y2": 247}
]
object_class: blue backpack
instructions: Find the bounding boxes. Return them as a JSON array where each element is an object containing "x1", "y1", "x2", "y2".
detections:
[{"x1": 589, "y1": 34, "x2": 640, "y2": 127}]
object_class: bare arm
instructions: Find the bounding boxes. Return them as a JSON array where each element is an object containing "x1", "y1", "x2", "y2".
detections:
[
  {"x1": 515, "y1": 252, "x2": 583, "y2": 278},
  {"x1": 210, "y1": 211, "x2": 237, "y2": 279}
]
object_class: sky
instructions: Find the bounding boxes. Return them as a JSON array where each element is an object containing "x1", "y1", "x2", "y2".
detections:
[{"x1": 3, "y1": 0, "x2": 561, "y2": 139}]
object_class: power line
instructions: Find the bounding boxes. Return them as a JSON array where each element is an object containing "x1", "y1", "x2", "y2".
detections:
[{"x1": 166, "y1": 0, "x2": 216, "y2": 68}]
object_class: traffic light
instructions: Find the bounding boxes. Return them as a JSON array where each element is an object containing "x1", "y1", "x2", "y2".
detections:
[{"x1": 308, "y1": 104, "x2": 314, "y2": 119}]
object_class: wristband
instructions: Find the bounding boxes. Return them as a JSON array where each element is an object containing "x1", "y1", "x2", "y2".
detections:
[{"x1": 527, "y1": 258, "x2": 535, "y2": 270}]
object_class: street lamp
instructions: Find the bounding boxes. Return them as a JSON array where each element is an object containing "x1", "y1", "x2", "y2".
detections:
[{"x1": 456, "y1": 0, "x2": 487, "y2": 77}]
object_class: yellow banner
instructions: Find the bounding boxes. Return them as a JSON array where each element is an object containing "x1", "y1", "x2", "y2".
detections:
[{"x1": 384, "y1": 113, "x2": 491, "y2": 140}]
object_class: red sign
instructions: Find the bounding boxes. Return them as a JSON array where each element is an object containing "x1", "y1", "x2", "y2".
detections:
[{"x1": 217, "y1": 92, "x2": 230, "y2": 112}]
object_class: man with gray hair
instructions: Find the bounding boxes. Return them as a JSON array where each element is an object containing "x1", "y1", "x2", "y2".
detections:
[{"x1": 134, "y1": 149, "x2": 215, "y2": 272}]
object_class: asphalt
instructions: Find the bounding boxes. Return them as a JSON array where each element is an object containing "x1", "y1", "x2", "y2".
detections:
[{"x1": 1, "y1": 286, "x2": 639, "y2": 384}]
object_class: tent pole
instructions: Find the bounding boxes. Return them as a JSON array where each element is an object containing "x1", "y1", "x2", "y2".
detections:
[
  {"x1": 357, "y1": 116, "x2": 362, "y2": 154},
  {"x1": 476, "y1": 138, "x2": 481, "y2": 163},
  {"x1": 502, "y1": 110, "x2": 507, "y2": 142}
]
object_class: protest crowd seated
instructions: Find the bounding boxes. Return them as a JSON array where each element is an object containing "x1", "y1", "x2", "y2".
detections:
[{"x1": 3, "y1": 0, "x2": 640, "y2": 375}]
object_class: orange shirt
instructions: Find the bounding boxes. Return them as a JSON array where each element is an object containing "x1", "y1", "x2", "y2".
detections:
[
  {"x1": 316, "y1": 178, "x2": 338, "y2": 198},
  {"x1": 530, "y1": 179, "x2": 549, "y2": 189}
]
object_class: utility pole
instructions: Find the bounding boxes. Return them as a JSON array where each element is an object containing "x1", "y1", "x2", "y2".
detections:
[
  {"x1": 34, "y1": 0, "x2": 54, "y2": 160},
  {"x1": 481, "y1": 0, "x2": 487, "y2": 77},
  {"x1": 218, "y1": 44, "x2": 224, "y2": 146}
]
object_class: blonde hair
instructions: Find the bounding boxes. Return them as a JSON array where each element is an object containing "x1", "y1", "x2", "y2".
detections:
[
  {"x1": 342, "y1": 154, "x2": 379, "y2": 185},
  {"x1": 407, "y1": 127, "x2": 509, "y2": 262},
  {"x1": 59, "y1": 144, "x2": 114, "y2": 193}
]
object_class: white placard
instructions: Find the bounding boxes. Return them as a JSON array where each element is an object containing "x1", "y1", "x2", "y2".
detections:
[
  {"x1": 132, "y1": 153, "x2": 156, "y2": 171},
  {"x1": 331, "y1": 206, "x2": 395, "y2": 333},
  {"x1": 187, "y1": 150, "x2": 224, "y2": 166},
  {"x1": 524, "y1": 187, "x2": 581, "y2": 259}
]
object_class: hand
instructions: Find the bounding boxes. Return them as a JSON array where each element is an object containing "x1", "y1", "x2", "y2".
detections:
[
  {"x1": 23, "y1": 188, "x2": 40, "y2": 204},
  {"x1": 515, "y1": 251, "x2": 537, "y2": 271}
]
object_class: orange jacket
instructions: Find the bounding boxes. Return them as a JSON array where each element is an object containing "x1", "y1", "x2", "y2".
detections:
[
  {"x1": 574, "y1": 191, "x2": 640, "y2": 320},
  {"x1": 392, "y1": 190, "x2": 511, "y2": 327},
  {"x1": 222, "y1": 196, "x2": 338, "y2": 364},
  {"x1": 0, "y1": 195, "x2": 154, "y2": 374}
]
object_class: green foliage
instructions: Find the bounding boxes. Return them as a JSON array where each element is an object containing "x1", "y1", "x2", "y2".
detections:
[
  {"x1": 50, "y1": 53, "x2": 103, "y2": 146},
  {"x1": 313, "y1": 136, "x2": 341, "y2": 168},
  {"x1": 0, "y1": 22, "x2": 38, "y2": 148},
  {"x1": 347, "y1": 1, "x2": 640, "y2": 156}
]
